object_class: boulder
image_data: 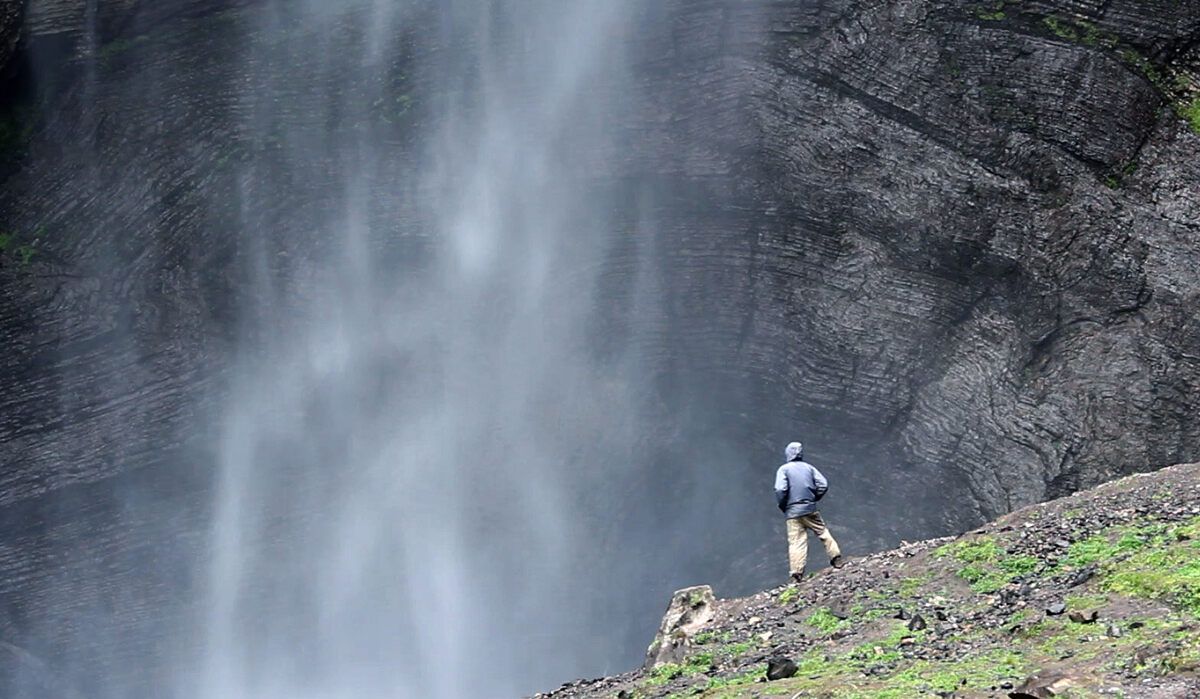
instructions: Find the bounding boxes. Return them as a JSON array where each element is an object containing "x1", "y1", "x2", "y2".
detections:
[
  {"x1": 766, "y1": 656, "x2": 798, "y2": 681},
  {"x1": 644, "y1": 585, "x2": 717, "y2": 669}
]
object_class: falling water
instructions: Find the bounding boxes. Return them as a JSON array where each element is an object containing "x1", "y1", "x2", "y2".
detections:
[{"x1": 193, "y1": 1, "x2": 653, "y2": 696}]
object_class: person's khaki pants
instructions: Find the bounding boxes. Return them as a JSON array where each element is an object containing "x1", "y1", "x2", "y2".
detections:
[{"x1": 787, "y1": 512, "x2": 841, "y2": 575}]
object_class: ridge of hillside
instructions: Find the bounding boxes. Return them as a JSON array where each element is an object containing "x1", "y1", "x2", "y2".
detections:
[{"x1": 538, "y1": 463, "x2": 1200, "y2": 699}]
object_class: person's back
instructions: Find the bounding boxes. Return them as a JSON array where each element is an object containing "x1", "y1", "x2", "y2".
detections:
[
  {"x1": 774, "y1": 459, "x2": 827, "y2": 519},
  {"x1": 773, "y1": 441, "x2": 844, "y2": 583}
]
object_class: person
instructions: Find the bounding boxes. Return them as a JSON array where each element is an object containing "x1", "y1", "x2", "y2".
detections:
[{"x1": 774, "y1": 441, "x2": 844, "y2": 583}]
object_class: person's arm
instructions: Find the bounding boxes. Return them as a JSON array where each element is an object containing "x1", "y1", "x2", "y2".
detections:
[
  {"x1": 774, "y1": 466, "x2": 789, "y2": 511},
  {"x1": 811, "y1": 465, "x2": 829, "y2": 501}
]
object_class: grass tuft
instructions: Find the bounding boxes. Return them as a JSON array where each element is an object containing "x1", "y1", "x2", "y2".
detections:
[
  {"x1": 936, "y1": 537, "x2": 1039, "y2": 593},
  {"x1": 806, "y1": 607, "x2": 850, "y2": 634},
  {"x1": 1180, "y1": 96, "x2": 1200, "y2": 135}
]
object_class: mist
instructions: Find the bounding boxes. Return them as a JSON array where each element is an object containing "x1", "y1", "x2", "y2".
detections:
[
  {"x1": 185, "y1": 1, "x2": 738, "y2": 696},
  {"x1": 0, "y1": 1, "x2": 908, "y2": 697}
]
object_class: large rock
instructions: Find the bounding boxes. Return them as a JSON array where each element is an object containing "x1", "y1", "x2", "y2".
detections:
[{"x1": 644, "y1": 586, "x2": 716, "y2": 669}]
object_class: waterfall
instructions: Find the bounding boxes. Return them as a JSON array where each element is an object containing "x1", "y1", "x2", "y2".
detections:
[{"x1": 193, "y1": 1, "x2": 651, "y2": 696}]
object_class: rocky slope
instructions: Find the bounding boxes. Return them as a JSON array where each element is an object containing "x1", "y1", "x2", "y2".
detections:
[{"x1": 539, "y1": 462, "x2": 1200, "y2": 698}]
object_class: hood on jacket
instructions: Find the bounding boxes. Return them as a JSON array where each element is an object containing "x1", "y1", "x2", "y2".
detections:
[{"x1": 785, "y1": 441, "x2": 803, "y2": 461}]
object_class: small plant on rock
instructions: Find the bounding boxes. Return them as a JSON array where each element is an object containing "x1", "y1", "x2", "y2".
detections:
[{"x1": 1181, "y1": 96, "x2": 1200, "y2": 135}]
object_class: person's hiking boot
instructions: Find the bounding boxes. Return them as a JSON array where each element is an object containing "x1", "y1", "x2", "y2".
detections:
[
  {"x1": 790, "y1": 571, "x2": 805, "y2": 584},
  {"x1": 830, "y1": 555, "x2": 845, "y2": 569}
]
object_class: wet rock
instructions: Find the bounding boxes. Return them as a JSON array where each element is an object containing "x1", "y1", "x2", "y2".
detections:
[
  {"x1": 1045, "y1": 603, "x2": 1067, "y2": 617},
  {"x1": 766, "y1": 657, "x2": 798, "y2": 681}
]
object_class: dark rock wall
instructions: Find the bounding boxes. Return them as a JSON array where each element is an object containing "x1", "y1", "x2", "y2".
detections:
[
  {"x1": 0, "y1": 1, "x2": 20, "y2": 75},
  {"x1": 738, "y1": 0, "x2": 1200, "y2": 523},
  {"x1": 0, "y1": 0, "x2": 1196, "y2": 692}
]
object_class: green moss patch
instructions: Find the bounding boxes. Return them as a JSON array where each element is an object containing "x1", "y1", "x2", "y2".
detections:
[
  {"x1": 806, "y1": 607, "x2": 850, "y2": 634},
  {"x1": 644, "y1": 652, "x2": 714, "y2": 687},
  {"x1": 935, "y1": 536, "x2": 1040, "y2": 593},
  {"x1": 756, "y1": 647, "x2": 1028, "y2": 699},
  {"x1": 1104, "y1": 542, "x2": 1200, "y2": 616},
  {"x1": 1180, "y1": 96, "x2": 1200, "y2": 135}
]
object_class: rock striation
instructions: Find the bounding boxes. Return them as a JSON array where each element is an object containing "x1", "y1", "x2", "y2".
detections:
[{"x1": 0, "y1": 1, "x2": 20, "y2": 76}]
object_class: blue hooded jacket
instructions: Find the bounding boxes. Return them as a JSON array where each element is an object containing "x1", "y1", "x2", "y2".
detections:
[{"x1": 774, "y1": 442, "x2": 829, "y2": 518}]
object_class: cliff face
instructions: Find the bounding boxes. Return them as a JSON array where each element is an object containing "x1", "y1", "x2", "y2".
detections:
[
  {"x1": 0, "y1": 0, "x2": 1197, "y2": 694},
  {"x1": 728, "y1": 0, "x2": 1200, "y2": 525}
]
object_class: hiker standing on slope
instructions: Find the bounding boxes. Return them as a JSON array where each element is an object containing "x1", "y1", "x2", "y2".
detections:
[{"x1": 775, "y1": 441, "x2": 844, "y2": 583}]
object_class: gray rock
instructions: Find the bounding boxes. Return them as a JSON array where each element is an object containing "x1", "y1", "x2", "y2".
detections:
[
  {"x1": 644, "y1": 586, "x2": 717, "y2": 670},
  {"x1": 1009, "y1": 670, "x2": 1077, "y2": 698},
  {"x1": 1068, "y1": 610, "x2": 1099, "y2": 624},
  {"x1": 1067, "y1": 566, "x2": 1096, "y2": 587}
]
